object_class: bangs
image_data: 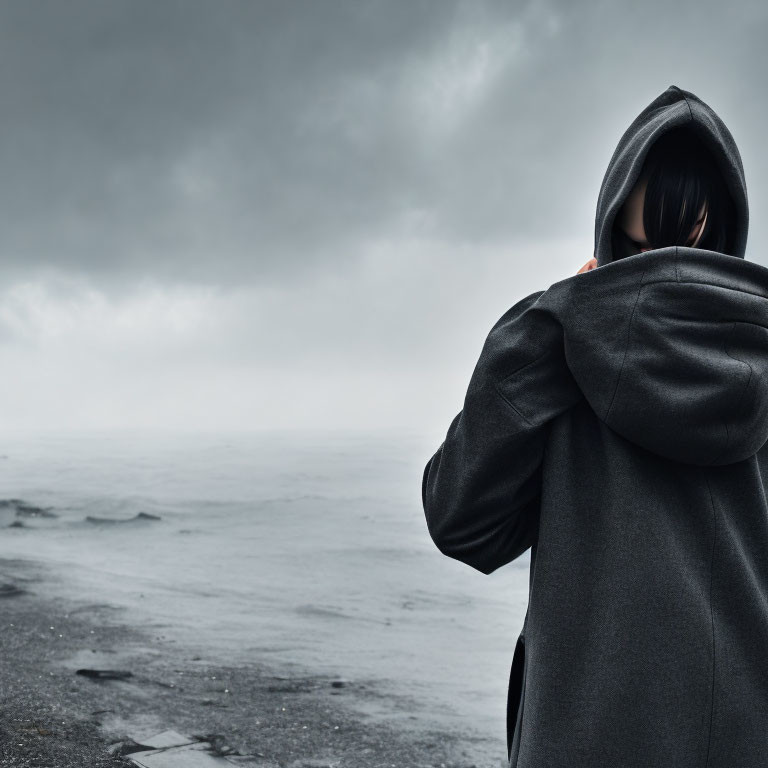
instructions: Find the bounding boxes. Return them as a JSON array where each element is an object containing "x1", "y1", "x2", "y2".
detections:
[{"x1": 641, "y1": 127, "x2": 736, "y2": 255}]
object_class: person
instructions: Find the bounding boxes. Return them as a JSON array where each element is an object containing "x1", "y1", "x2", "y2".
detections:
[
  {"x1": 579, "y1": 123, "x2": 737, "y2": 273},
  {"x1": 421, "y1": 85, "x2": 768, "y2": 767}
]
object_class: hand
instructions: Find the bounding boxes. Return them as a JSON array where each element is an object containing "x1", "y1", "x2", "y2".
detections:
[{"x1": 577, "y1": 258, "x2": 597, "y2": 274}]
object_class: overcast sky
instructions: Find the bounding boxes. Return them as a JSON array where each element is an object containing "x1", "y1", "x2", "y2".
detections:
[{"x1": 0, "y1": 0, "x2": 766, "y2": 432}]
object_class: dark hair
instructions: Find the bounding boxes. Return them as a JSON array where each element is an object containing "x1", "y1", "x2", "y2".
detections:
[{"x1": 638, "y1": 126, "x2": 736, "y2": 254}]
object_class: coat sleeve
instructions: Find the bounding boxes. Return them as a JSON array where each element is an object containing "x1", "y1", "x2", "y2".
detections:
[{"x1": 421, "y1": 288, "x2": 583, "y2": 575}]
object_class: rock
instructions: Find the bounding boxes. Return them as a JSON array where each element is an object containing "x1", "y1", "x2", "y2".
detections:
[
  {"x1": 123, "y1": 731, "x2": 255, "y2": 767},
  {"x1": 108, "y1": 738, "x2": 157, "y2": 756},
  {"x1": 191, "y1": 733, "x2": 241, "y2": 756},
  {"x1": 14, "y1": 502, "x2": 57, "y2": 518},
  {"x1": 131, "y1": 730, "x2": 194, "y2": 749},
  {"x1": 75, "y1": 668, "x2": 133, "y2": 680},
  {"x1": 85, "y1": 512, "x2": 161, "y2": 524},
  {"x1": 267, "y1": 681, "x2": 314, "y2": 693},
  {"x1": 0, "y1": 498, "x2": 57, "y2": 517},
  {"x1": 0, "y1": 583, "x2": 26, "y2": 597}
]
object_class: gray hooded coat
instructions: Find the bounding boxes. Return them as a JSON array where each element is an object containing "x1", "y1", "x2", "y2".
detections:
[{"x1": 421, "y1": 85, "x2": 768, "y2": 767}]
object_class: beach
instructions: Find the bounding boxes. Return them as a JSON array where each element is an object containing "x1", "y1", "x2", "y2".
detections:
[
  {"x1": 0, "y1": 429, "x2": 529, "y2": 767},
  {"x1": 0, "y1": 556, "x2": 505, "y2": 767}
]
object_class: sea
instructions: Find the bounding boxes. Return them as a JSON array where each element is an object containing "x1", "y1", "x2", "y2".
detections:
[{"x1": 0, "y1": 428, "x2": 532, "y2": 759}]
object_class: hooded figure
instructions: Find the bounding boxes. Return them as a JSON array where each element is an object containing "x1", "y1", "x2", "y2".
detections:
[{"x1": 421, "y1": 85, "x2": 768, "y2": 767}]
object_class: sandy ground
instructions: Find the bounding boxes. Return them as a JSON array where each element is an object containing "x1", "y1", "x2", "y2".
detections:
[{"x1": 0, "y1": 557, "x2": 506, "y2": 768}]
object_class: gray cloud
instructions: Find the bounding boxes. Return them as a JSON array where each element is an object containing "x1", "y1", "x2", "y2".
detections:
[
  {"x1": 0, "y1": 0, "x2": 473, "y2": 286},
  {"x1": 0, "y1": 1, "x2": 766, "y2": 429},
  {"x1": 0, "y1": 0, "x2": 763, "y2": 291}
]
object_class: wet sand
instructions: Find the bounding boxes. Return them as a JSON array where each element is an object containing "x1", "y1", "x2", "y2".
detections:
[{"x1": 0, "y1": 557, "x2": 505, "y2": 768}]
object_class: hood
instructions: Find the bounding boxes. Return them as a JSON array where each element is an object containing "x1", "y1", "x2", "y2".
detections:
[
  {"x1": 593, "y1": 84, "x2": 749, "y2": 267},
  {"x1": 542, "y1": 247, "x2": 768, "y2": 465},
  {"x1": 534, "y1": 84, "x2": 767, "y2": 466}
]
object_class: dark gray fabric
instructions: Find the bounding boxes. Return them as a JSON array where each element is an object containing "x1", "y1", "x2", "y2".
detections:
[{"x1": 421, "y1": 85, "x2": 768, "y2": 767}]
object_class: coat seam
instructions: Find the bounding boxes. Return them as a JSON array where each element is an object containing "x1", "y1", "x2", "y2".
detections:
[
  {"x1": 605, "y1": 267, "x2": 648, "y2": 422},
  {"x1": 638, "y1": 276, "x2": 768, "y2": 302},
  {"x1": 703, "y1": 476, "x2": 717, "y2": 768},
  {"x1": 494, "y1": 353, "x2": 548, "y2": 428},
  {"x1": 708, "y1": 321, "x2": 755, "y2": 465},
  {"x1": 682, "y1": 93, "x2": 694, "y2": 123}
]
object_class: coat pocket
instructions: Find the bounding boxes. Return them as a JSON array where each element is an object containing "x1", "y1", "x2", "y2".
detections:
[{"x1": 506, "y1": 633, "x2": 528, "y2": 767}]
